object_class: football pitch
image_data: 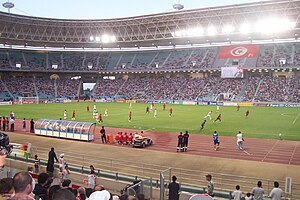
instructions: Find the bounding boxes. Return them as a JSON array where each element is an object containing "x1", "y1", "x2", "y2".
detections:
[{"x1": 1, "y1": 102, "x2": 299, "y2": 141}]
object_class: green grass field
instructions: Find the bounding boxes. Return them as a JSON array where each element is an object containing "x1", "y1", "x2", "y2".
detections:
[{"x1": 0, "y1": 102, "x2": 299, "y2": 140}]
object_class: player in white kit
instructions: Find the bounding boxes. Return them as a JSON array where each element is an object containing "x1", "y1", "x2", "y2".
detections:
[
  {"x1": 93, "y1": 104, "x2": 97, "y2": 119},
  {"x1": 204, "y1": 111, "x2": 212, "y2": 120},
  {"x1": 63, "y1": 110, "x2": 67, "y2": 120},
  {"x1": 154, "y1": 109, "x2": 157, "y2": 118},
  {"x1": 104, "y1": 109, "x2": 108, "y2": 117}
]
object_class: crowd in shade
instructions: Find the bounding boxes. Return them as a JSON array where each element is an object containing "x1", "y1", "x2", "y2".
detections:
[
  {"x1": 0, "y1": 77, "x2": 80, "y2": 100},
  {"x1": 241, "y1": 77, "x2": 261, "y2": 102},
  {"x1": 254, "y1": 77, "x2": 299, "y2": 102},
  {"x1": 92, "y1": 76, "x2": 299, "y2": 103},
  {"x1": 0, "y1": 43, "x2": 300, "y2": 71},
  {"x1": 0, "y1": 75, "x2": 298, "y2": 102},
  {"x1": 257, "y1": 44, "x2": 296, "y2": 68}
]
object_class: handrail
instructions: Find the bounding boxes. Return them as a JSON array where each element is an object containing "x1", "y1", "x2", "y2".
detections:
[{"x1": 28, "y1": 145, "x2": 299, "y2": 199}]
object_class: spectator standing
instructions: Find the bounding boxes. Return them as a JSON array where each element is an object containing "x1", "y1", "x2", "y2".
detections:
[
  {"x1": 168, "y1": 175, "x2": 180, "y2": 200},
  {"x1": 6, "y1": 117, "x2": 9, "y2": 131},
  {"x1": 269, "y1": 181, "x2": 283, "y2": 200},
  {"x1": 251, "y1": 181, "x2": 264, "y2": 200},
  {"x1": 9, "y1": 118, "x2": 15, "y2": 132},
  {"x1": 205, "y1": 174, "x2": 214, "y2": 197},
  {"x1": 9, "y1": 171, "x2": 34, "y2": 200},
  {"x1": 87, "y1": 171, "x2": 97, "y2": 189},
  {"x1": 245, "y1": 193, "x2": 253, "y2": 200},
  {"x1": 34, "y1": 155, "x2": 40, "y2": 173},
  {"x1": 46, "y1": 147, "x2": 59, "y2": 177},
  {"x1": 61, "y1": 165, "x2": 70, "y2": 184},
  {"x1": 232, "y1": 185, "x2": 243, "y2": 200},
  {"x1": 30, "y1": 119, "x2": 35, "y2": 133},
  {"x1": 22, "y1": 118, "x2": 26, "y2": 132},
  {"x1": 33, "y1": 173, "x2": 49, "y2": 200},
  {"x1": 100, "y1": 126, "x2": 107, "y2": 143},
  {"x1": 59, "y1": 154, "x2": 66, "y2": 171},
  {"x1": 2, "y1": 117, "x2": 6, "y2": 131},
  {"x1": 90, "y1": 165, "x2": 95, "y2": 174}
]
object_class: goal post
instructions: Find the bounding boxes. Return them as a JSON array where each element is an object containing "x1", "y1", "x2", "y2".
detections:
[{"x1": 18, "y1": 96, "x2": 39, "y2": 104}]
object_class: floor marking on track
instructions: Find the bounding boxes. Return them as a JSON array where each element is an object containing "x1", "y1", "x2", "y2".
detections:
[
  {"x1": 262, "y1": 140, "x2": 279, "y2": 162},
  {"x1": 292, "y1": 112, "x2": 300, "y2": 124},
  {"x1": 289, "y1": 143, "x2": 298, "y2": 165},
  {"x1": 243, "y1": 150, "x2": 251, "y2": 155}
]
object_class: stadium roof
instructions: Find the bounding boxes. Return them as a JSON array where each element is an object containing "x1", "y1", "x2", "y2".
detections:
[{"x1": 0, "y1": 0, "x2": 300, "y2": 49}]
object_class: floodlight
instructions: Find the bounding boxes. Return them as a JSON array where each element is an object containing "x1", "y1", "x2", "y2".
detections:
[
  {"x1": 240, "y1": 23, "x2": 251, "y2": 34},
  {"x1": 207, "y1": 26, "x2": 217, "y2": 36},
  {"x1": 88, "y1": 64, "x2": 93, "y2": 69},
  {"x1": 100, "y1": 34, "x2": 109, "y2": 43},
  {"x1": 95, "y1": 36, "x2": 101, "y2": 42},
  {"x1": 175, "y1": 30, "x2": 182, "y2": 37},
  {"x1": 222, "y1": 25, "x2": 235, "y2": 34},
  {"x1": 181, "y1": 30, "x2": 186, "y2": 36},
  {"x1": 186, "y1": 28, "x2": 194, "y2": 36},
  {"x1": 16, "y1": 63, "x2": 21, "y2": 68},
  {"x1": 195, "y1": 28, "x2": 204, "y2": 36},
  {"x1": 186, "y1": 28, "x2": 204, "y2": 36},
  {"x1": 89, "y1": 36, "x2": 94, "y2": 41},
  {"x1": 110, "y1": 35, "x2": 116, "y2": 42}
]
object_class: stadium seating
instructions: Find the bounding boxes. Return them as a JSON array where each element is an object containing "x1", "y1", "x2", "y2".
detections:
[{"x1": 0, "y1": 43, "x2": 300, "y2": 71}]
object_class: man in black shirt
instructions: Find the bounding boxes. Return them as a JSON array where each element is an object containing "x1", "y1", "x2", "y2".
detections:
[
  {"x1": 183, "y1": 131, "x2": 189, "y2": 152},
  {"x1": 168, "y1": 176, "x2": 180, "y2": 200},
  {"x1": 100, "y1": 126, "x2": 107, "y2": 143},
  {"x1": 33, "y1": 173, "x2": 49, "y2": 200},
  {"x1": 177, "y1": 132, "x2": 183, "y2": 152},
  {"x1": 30, "y1": 119, "x2": 35, "y2": 133},
  {"x1": 46, "y1": 147, "x2": 58, "y2": 177}
]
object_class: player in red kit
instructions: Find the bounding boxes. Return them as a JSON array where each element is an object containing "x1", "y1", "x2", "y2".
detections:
[
  {"x1": 98, "y1": 113, "x2": 103, "y2": 123},
  {"x1": 72, "y1": 110, "x2": 75, "y2": 120},
  {"x1": 245, "y1": 110, "x2": 250, "y2": 118},
  {"x1": 86, "y1": 105, "x2": 90, "y2": 112},
  {"x1": 128, "y1": 111, "x2": 132, "y2": 122},
  {"x1": 123, "y1": 132, "x2": 128, "y2": 145},
  {"x1": 152, "y1": 102, "x2": 154, "y2": 107},
  {"x1": 128, "y1": 133, "x2": 133, "y2": 145},
  {"x1": 214, "y1": 114, "x2": 222, "y2": 122},
  {"x1": 169, "y1": 108, "x2": 173, "y2": 117},
  {"x1": 237, "y1": 105, "x2": 240, "y2": 111},
  {"x1": 163, "y1": 103, "x2": 166, "y2": 111}
]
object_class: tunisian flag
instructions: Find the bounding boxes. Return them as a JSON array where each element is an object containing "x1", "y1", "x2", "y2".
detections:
[{"x1": 218, "y1": 44, "x2": 260, "y2": 58}]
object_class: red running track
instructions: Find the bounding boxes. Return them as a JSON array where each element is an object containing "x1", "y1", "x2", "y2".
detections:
[{"x1": 13, "y1": 120, "x2": 300, "y2": 165}]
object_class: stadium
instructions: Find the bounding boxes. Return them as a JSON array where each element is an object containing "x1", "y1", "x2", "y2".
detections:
[{"x1": 0, "y1": 0, "x2": 300, "y2": 199}]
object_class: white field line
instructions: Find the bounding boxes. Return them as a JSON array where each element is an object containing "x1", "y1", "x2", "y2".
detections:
[{"x1": 292, "y1": 112, "x2": 300, "y2": 124}]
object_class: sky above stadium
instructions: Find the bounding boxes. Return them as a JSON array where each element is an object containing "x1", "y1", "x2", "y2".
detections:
[{"x1": 1, "y1": 0, "x2": 262, "y2": 19}]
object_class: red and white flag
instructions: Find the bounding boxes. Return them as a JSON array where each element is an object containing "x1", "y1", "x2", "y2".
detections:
[{"x1": 218, "y1": 44, "x2": 260, "y2": 58}]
